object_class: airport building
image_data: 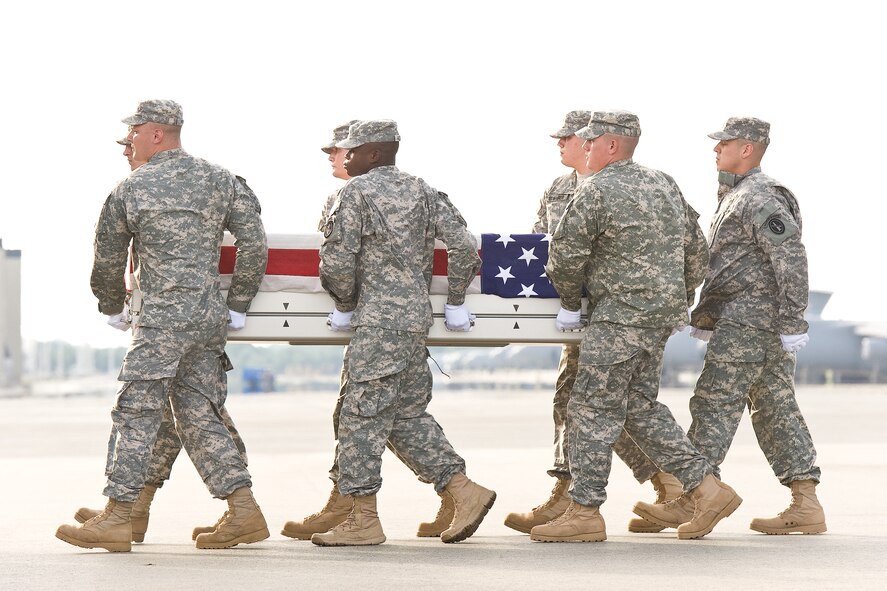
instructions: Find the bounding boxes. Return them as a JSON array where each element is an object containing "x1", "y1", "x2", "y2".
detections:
[{"x1": 0, "y1": 239, "x2": 23, "y2": 394}]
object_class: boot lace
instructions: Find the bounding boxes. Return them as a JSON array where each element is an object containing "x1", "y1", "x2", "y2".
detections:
[
  {"x1": 213, "y1": 510, "x2": 231, "y2": 528},
  {"x1": 84, "y1": 502, "x2": 115, "y2": 525},
  {"x1": 303, "y1": 489, "x2": 341, "y2": 521},
  {"x1": 777, "y1": 493, "x2": 802, "y2": 518},
  {"x1": 532, "y1": 484, "x2": 566, "y2": 513},
  {"x1": 653, "y1": 481, "x2": 667, "y2": 504},
  {"x1": 431, "y1": 496, "x2": 452, "y2": 522},
  {"x1": 545, "y1": 502, "x2": 577, "y2": 526},
  {"x1": 334, "y1": 506, "x2": 360, "y2": 531}
]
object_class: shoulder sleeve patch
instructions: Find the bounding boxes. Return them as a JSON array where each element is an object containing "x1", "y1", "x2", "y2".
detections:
[{"x1": 754, "y1": 201, "x2": 798, "y2": 246}]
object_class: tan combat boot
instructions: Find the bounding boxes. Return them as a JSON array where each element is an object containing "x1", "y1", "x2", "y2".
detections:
[
  {"x1": 633, "y1": 492, "x2": 695, "y2": 529},
  {"x1": 749, "y1": 479, "x2": 827, "y2": 535},
  {"x1": 416, "y1": 491, "x2": 455, "y2": 537},
  {"x1": 281, "y1": 483, "x2": 354, "y2": 540},
  {"x1": 677, "y1": 474, "x2": 742, "y2": 539},
  {"x1": 529, "y1": 501, "x2": 606, "y2": 542},
  {"x1": 74, "y1": 484, "x2": 158, "y2": 543},
  {"x1": 504, "y1": 477, "x2": 571, "y2": 534},
  {"x1": 440, "y1": 473, "x2": 496, "y2": 543},
  {"x1": 128, "y1": 484, "x2": 157, "y2": 543},
  {"x1": 311, "y1": 494, "x2": 386, "y2": 546},
  {"x1": 56, "y1": 498, "x2": 134, "y2": 552},
  {"x1": 195, "y1": 487, "x2": 270, "y2": 549},
  {"x1": 628, "y1": 472, "x2": 683, "y2": 533}
]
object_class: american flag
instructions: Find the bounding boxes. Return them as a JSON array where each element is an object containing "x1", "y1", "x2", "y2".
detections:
[
  {"x1": 219, "y1": 233, "x2": 559, "y2": 298},
  {"x1": 479, "y1": 233, "x2": 558, "y2": 298}
]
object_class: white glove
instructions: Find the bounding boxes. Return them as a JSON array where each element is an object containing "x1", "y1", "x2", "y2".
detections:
[
  {"x1": 555, "y1": 307, "x2": 585, "y2": 332},
  {"x1": 107, "y1": 311, "x2": 130, "y2": 331},
  {"x1": 228, "y1": 309, "x2": 247, "y2": 331},
  {"x1": 780, "y1": 333, "x2": 809, "y2": 353},
  {"x1": 444, "y1": 303, "x2": 476, "y2": 332},
  {"x1": 689, "y1": 327, "x2": 713, "y2": 342},
  {"x1": 327, "y1": 309, "x2": 354, "y2": 332}
]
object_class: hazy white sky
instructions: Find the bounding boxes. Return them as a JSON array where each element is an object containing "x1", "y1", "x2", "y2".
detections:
[{"x1": 1, "y1": 0, "x2": 883, "y2": 346}]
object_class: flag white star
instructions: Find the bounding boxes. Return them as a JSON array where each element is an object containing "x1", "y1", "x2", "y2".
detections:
[
  {"x1": 496, "y1": 234, "x2": 515, "y2": 248},
  {"x1": 496, "y1": 266, "x2": 515, "y2": 284},
  {"x1": 540, "y1": 233, "x2": 553, "y2": 242},
  {"x1": 518, "y1": 247, "x2": 538, "y2": 266},
  {"x1": 517, "y1": 283, "x2": 538, "y2": 297},
  {"x1": 539, "y1": 271, "x2": 549, "y2": 281}
]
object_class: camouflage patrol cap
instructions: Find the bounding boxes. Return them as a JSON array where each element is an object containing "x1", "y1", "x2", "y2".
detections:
[
  {"x1": 322, "y1": 120, "x2": 360, "y2": 153},
  {"x1": 576, "y1": 110, "x2": 642, "y2": 140},
  {"x1": 116, "y1": 136, "x2": 131, "y2": 146},
  {"x1": 550, "y1": 110, "x2": 592, "y2": 138},
  {"x1": 708, "y1": 117, "x2": 770, "y2": 145},
  {"x1": 336, "y1": 119, "x2": 400, "y2": 149},
  {"x1": 121, "y1": 99, "x2": 184, "y2": 127}
]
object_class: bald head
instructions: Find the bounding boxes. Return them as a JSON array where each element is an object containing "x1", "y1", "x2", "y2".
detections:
[
  {"x1": 583, "y1": 133, "x2": 639, "y2": 173},
  {"x1": 129, "y1": 122, "x2": 182, "y2": 162}
]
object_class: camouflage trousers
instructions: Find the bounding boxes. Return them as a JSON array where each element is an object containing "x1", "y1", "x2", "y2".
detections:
[
  {"x1": 552, "y1": 343, "x2": 660, "y2": 484},
  {"x1": 329, "y1": 345, "x2": 428, "y2": 485},
  {"x1": 336, "y1": 327, "x2": 466, "y2": 497},
  {"x1": 104, "y1": 402, "x2": 247, "y2": 487},
  {"x1": 568, "y1": 323, "x2": 712, "y2": 507},
  {"x1": 103, "y1": 322, "x2": 251, "y2": 501},
  {"x1": 688, "y1": 320, "x2": 821, "y2": 486}
]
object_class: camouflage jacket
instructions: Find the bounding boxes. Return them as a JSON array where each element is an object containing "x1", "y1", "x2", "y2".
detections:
[
  {"x1": 319, "y1": 165, "x2": 479, "y2": 332},
  {"x1": 318, "y1": 189, "x2": 341, "y2": 232},
  {"x1": 90, "y1": 148, "x2": 267, "y2": 331},
  {"x1": 532, "y1": 171, "x2": 578, "y2": 233},
  {"x1": 691, "y1": 169, "x2": 808, "y2": 334},
  {"x1": 546, "y1": 159, "x2": 709, "y2": 328}
]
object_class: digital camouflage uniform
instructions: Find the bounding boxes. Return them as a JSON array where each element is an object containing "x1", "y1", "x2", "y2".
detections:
[
  {"x1": 320, "y1": 164, "x2": 480, "y2": 497},
  {"x1": 533, "y1": 171, "x2": 658, "y2": 484},
  {"x1": 103, "y1": 381, "x2": 247, "y2": 485},
  {"x1": 689, "y1": 167, "x2": 821, "y2": 486},
  {"x1": 546, "y1": 112, "x2": 713, "y2": 507},
  {"x1": 91, "y1": 147, "x2": 267, "y2": 502}
]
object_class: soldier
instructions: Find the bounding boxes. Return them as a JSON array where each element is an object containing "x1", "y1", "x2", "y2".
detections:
[
  {"x1": 118, "y1": 135, "x2": 148, "y2": 170},
  {"x1": 313, "y1": 119, "x2": 495, "y2": 546},
  {"x1": 56, "y1": 100, "x2": 269, "y2": 552},
  {"x1": 282, "y1": 121, "x2": 455, "y2": 540},
  {"x1": 638, "y1": 117, "x2": 825, "y2": 535},
  {"x1": 505, "y1": 111, "x2": 682, "y2": 535},
  {"x1": 535, "y1": 110, "x2": 740, "y2": 542},
  {"x1": 72, "y1": 136, "x2": 249, "y2": 545},
  {"x1": 318, "y1": 120, "x2": 360, "y2": 229}
]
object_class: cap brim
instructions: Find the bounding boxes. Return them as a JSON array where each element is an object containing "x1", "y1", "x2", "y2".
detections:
[
  {"x1": 121, "y1": 115, "x2": 146, "y2": 126},
  {"x1": 116, "y1": 139, "x2": 129, "y2": 146},
  {"x1": 707, "y1": 131, "x2": 735, "y2": 140},
  {"x1": 549, "y1": 128, "x2": 574, "y2": 138}
]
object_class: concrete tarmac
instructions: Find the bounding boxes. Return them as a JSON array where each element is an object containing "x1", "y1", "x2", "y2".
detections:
[{"x1": 1, "y1": 384, "x2": 885, "y2": 590}]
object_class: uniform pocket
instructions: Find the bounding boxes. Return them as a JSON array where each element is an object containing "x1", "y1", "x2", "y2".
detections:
[
  {"x1": 706, "y1": 322, "x2": 767, "y2": 362},
  {"x1": 343, "y1": 378, "x2": 399, "y2": 418},
  {"x1": 347, "y1": 328, "x2": 412, "y2": 382}
]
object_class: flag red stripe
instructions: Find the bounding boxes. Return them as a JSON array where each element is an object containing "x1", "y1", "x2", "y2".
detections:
[{"x1": 220, "y1": 246, "x2": 458, "y2": 276}]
